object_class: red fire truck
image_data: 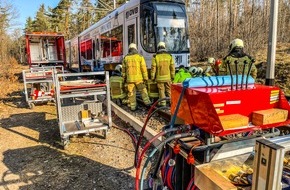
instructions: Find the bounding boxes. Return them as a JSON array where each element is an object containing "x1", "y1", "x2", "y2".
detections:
[{"x1": 25, "y1": 32, "x2": 66, "y2": 68}]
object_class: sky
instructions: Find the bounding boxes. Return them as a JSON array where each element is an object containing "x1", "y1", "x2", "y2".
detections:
[{"x1": 12, "y1": 0, "x2": 60, "y2": 29}]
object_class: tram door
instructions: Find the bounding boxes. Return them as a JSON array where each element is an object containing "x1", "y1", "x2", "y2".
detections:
[{"x1": 124, "y1": 18, "x2": 137, "y2": 55}]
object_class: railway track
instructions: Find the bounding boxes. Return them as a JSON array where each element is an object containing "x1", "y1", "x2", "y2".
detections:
[{"x1": 110, "y1": 100, "x2": 172, "y2": 146}]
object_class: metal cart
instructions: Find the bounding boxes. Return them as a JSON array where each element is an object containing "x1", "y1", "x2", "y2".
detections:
[
  {"x1": 54, "y1": 71, "x2": 112, "y2": 147},
  {"x1": 22, "y1": 66, "x2": 64, "y2": 109}
]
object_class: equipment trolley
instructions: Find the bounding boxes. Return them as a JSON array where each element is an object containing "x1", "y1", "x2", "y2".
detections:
[
  {"x1": 54, "y1": 71, "x2": 112, "y2": 147},
  {"x1": 22, "y1": 66, "x2": 64, "y2": 109}
]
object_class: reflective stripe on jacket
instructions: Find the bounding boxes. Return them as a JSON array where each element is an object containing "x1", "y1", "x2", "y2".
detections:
[
  {"x1": 151, "y1": 52, "x2": 175, "y2": 82},
  {"x1": 122, "y1": 53, "x2": 148, "y2": 83}
]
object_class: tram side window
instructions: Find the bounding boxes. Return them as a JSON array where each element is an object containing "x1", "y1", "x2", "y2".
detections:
[
  {"x1": 141, "y1": 8, "x2": 155, "y2": 52},
  {"x1": 80, "y1": 40, "x2": 92, "y2": 60},
  {"x1": 127, "y1": 24, "x2": 135, "y2": 45},
  {"x1": 111, "y1": 25, "x2": 123, "y2": 57},
  {"x1": 101, "y1": 31, "x2": 111, "y2": 58}
]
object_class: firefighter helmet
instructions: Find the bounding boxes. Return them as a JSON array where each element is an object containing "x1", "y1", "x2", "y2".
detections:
[
  {"x1": 129, "y1": 43, "x2": 137, "y2": 50},
  {"x1": 208, "y1": 57, "x2": 215, "y2": 64},
  {"x1": 115, "y1": 64, "x2": 122, "y2": 73},
  {"x1": 157, "y1": 41, "x2": 166, "y2": 49},
  {"x1": 229, "y1": 39, "x2": 244, "y2": 51},
  {"x1": 197, "y1": 67, "x2": 203, "y2": 75},
  {"x1": 188, "y1": 66, "x2": 198, "y2": 74}
]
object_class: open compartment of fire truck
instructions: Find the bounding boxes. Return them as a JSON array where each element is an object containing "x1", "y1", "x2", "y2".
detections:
[
  {"x1": 194, "y1": 135, "x2": 290, "y2": 190},
  {"x1": 25, "y1": 32, "x2": 66, "y2": 68},
  {"x1": 22, "y1": 66, "x2": 64, "y2": 109},
  {"x1": 54, "y1": 71, "x2": 112, "y2": 147}
]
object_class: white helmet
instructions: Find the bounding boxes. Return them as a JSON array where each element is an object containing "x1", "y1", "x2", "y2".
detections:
[
  {"x1": 188, "y1": 66, "x2": 198, "y2": 74},
  {"x1": 115, "y1": 64, "x2": 122, "y2": 73},
  {"x1": 157, "y1": 41, "x2": 166, "y2": 49},
  {"x1": 208, "y1": 57, "x2": 215, "y2": 64},
  {"x1": 129, "y1": 43, "x2": 137, "y2": 50},
  {"x1": 197, "y1": 67, "x2": 203, "y2": 75},
  {"x1": 229, "y1": 38, "x2": 244, "y2": 51}
]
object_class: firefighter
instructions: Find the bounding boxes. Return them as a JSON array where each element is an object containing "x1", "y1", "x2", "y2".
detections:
[
  {"x1": 109, "y1": 64, "x2": 128, "y2": 105},
  {"x1": 151, "y1": 41, "x2": 175, "y2": 107},
  {"x1": 208, "y1": 57, "x2": 221, "y2": 76},
  {"x1": 173, "y1": 65, "x2": 192, "y2": 83},
  {"x1": 188, "y1": 66, "x2": 198, "y2": 77},
  {"x1": 122, "y1": 43, "x2": 151, "y2": 111},
  {"x1": 219, "y1": 39, "x2": 257, "y2": 79}
]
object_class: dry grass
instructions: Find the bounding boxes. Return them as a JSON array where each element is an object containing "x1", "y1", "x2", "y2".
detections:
[
  {"x1": 0, "y1": 57, "x2": 27, "y2": 100},
  {"x1": 254, "y1": 42, "x2": 290, "y2": 65}
]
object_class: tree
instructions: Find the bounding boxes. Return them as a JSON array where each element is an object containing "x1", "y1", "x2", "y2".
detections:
[
  {"x1": 48, "y1": 0, "x2": 73, "y2": 37},
  {"x1": 75, "y1": 0, "x2": 95, "y2": 33},
  {"x1": 32, "y1": 4, "x2": 51, "y2": 32},
  {"x1": 0, "y1": 0, "x2": 18, "y2": 61},
  {"x1": 25, "y1": 17, "x2": 34, "y2": 32}
]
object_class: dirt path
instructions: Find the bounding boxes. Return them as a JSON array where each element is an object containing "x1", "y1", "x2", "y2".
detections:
[{"x1": 0, "y1": 99, "x2": 136, "y2": 190}]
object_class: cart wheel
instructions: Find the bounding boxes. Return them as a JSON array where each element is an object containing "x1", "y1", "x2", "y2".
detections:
[
  {"x1": 103, "y1": 129, "x2": 107, "y2": 139},
  {"x1": 28, "y1": 103, "x2": 35, "y2": 109},
  {"x1": 62, "y1": 139, "x2": 69, "y2": 150}
]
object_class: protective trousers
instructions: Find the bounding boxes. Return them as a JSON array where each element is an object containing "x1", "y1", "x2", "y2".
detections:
[
  {"x1": 127, "y1": 82, "x2": 151, "y2": 110},
  {"x1": 157, "y1": 81, "x2": 171, "y2": 106}
]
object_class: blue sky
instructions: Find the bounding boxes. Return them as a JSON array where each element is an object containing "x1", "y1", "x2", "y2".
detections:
[{"x1": 13, "y1": 0, "x2": 60, "y2": 29}]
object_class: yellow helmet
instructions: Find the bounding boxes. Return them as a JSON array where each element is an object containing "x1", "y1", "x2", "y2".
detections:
[
  {"x1": 129, "y1": 43, "x2": 137, "y2": 50},
  {"x1": 208, "y1": 57, "x2": 215, "y2": 64},
  {"x1": 229, "y1": 39, "x2": 244, "y2": 51},
  {"x1": 157, "y1": 41, "x2": 166, "y2": 49}
]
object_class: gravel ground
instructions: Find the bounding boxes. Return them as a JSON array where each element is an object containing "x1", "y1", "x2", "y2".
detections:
[{"x1": 0, "y1": 96, "x2": 141, "y2": 190}]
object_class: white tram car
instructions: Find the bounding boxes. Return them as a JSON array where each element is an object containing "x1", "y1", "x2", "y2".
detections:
[{"x1": 66, "y1": 0, "x2": 190, "y2": 72}]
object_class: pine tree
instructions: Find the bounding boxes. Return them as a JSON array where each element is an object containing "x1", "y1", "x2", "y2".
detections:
[
  {"x1": 48, "y1": 0, "x2": 73, "y2": 37},
  {"x1": 32, "y1": 4, "x2": 51, "y2": 32},
  {"x1": 76, "y1": 0, "x2": 94, "y2": 33},
  {"x1": 25, "y1": 17, "x2": 34, "y2": 32}
]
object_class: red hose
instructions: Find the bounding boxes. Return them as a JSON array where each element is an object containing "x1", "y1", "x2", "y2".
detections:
[
  {"x1": 135, "y1": 127, "x2": 180, "y2": 190},
  {"x1": 186, "y1": 176, "x2": 195, "y2": 190},
  {"x1": 166, "y1": 166, "x2": 174, "y2": 190},
  {"x1": 161, "y1": 152, "x2": 171, "y2": 181},
  {"x1": 135, "y1": 99, "x2": 160, "y2": 166},
  {"x1": 113, "y1": 125, "x2": 137, "y2": 146},
  {"x1": 135, "y1": 130, "x2": 166, "y2": 190}
]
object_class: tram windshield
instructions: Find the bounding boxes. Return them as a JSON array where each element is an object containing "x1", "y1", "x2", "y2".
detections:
[{"x1": 141, "y1": 2, "x2": 189, "y2": 53}]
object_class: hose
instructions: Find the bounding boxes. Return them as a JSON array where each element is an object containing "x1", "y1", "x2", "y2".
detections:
[
  {"x1": 241, "y1": 60, "x2": 247, "y2": 89},
  {"x1": 234, "y1": 60, "x2": 238, "y2": 90},
  {"x1": 246, "y1": 61, "x2": 254, "y2": 89},
  {"x1": 112, "y1": 125, "x2": 137, "y2": 147},
  {"x1": 134, "y1": 97, "x2": 170, "y2": 167},
  {"x1": 139, "y1": 130, "x2": 200, "y2": 190},
  {"x1": 135, "y1": 127, "x2": 180, "y2": 190},
  {"x1": 227, "y1": 60, "x2": 233, "y2": 90},
  {"x1": 161, "y1": 151, "x2": 171, "y2": 182},
  {"x1": 186, "y1": 177, "x2": 195, "y2": 190}
]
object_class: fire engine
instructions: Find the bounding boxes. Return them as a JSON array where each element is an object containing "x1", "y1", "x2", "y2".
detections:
[
  {"x1": 65, "y1": 0, "x2": 190, "y2": 72},
  {"x1": 25, "y1": 32, "x2": 66, "y2": 68}
]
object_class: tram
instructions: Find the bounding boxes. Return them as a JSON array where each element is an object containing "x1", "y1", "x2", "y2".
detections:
[{"x1": 65, "y1": 0, "x2": 190, "y2": 72}]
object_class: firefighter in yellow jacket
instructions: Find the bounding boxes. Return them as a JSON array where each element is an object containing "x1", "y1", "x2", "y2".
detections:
[
  {"x1": 151, "y1": 42, "x2": 175, "y2": 106},
  {"x1": 109, "y1": 64, "x2": 128, "y2": 105},
  {"x1": 122, "y1": 43, "x2": 151, "y2": 111}
]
